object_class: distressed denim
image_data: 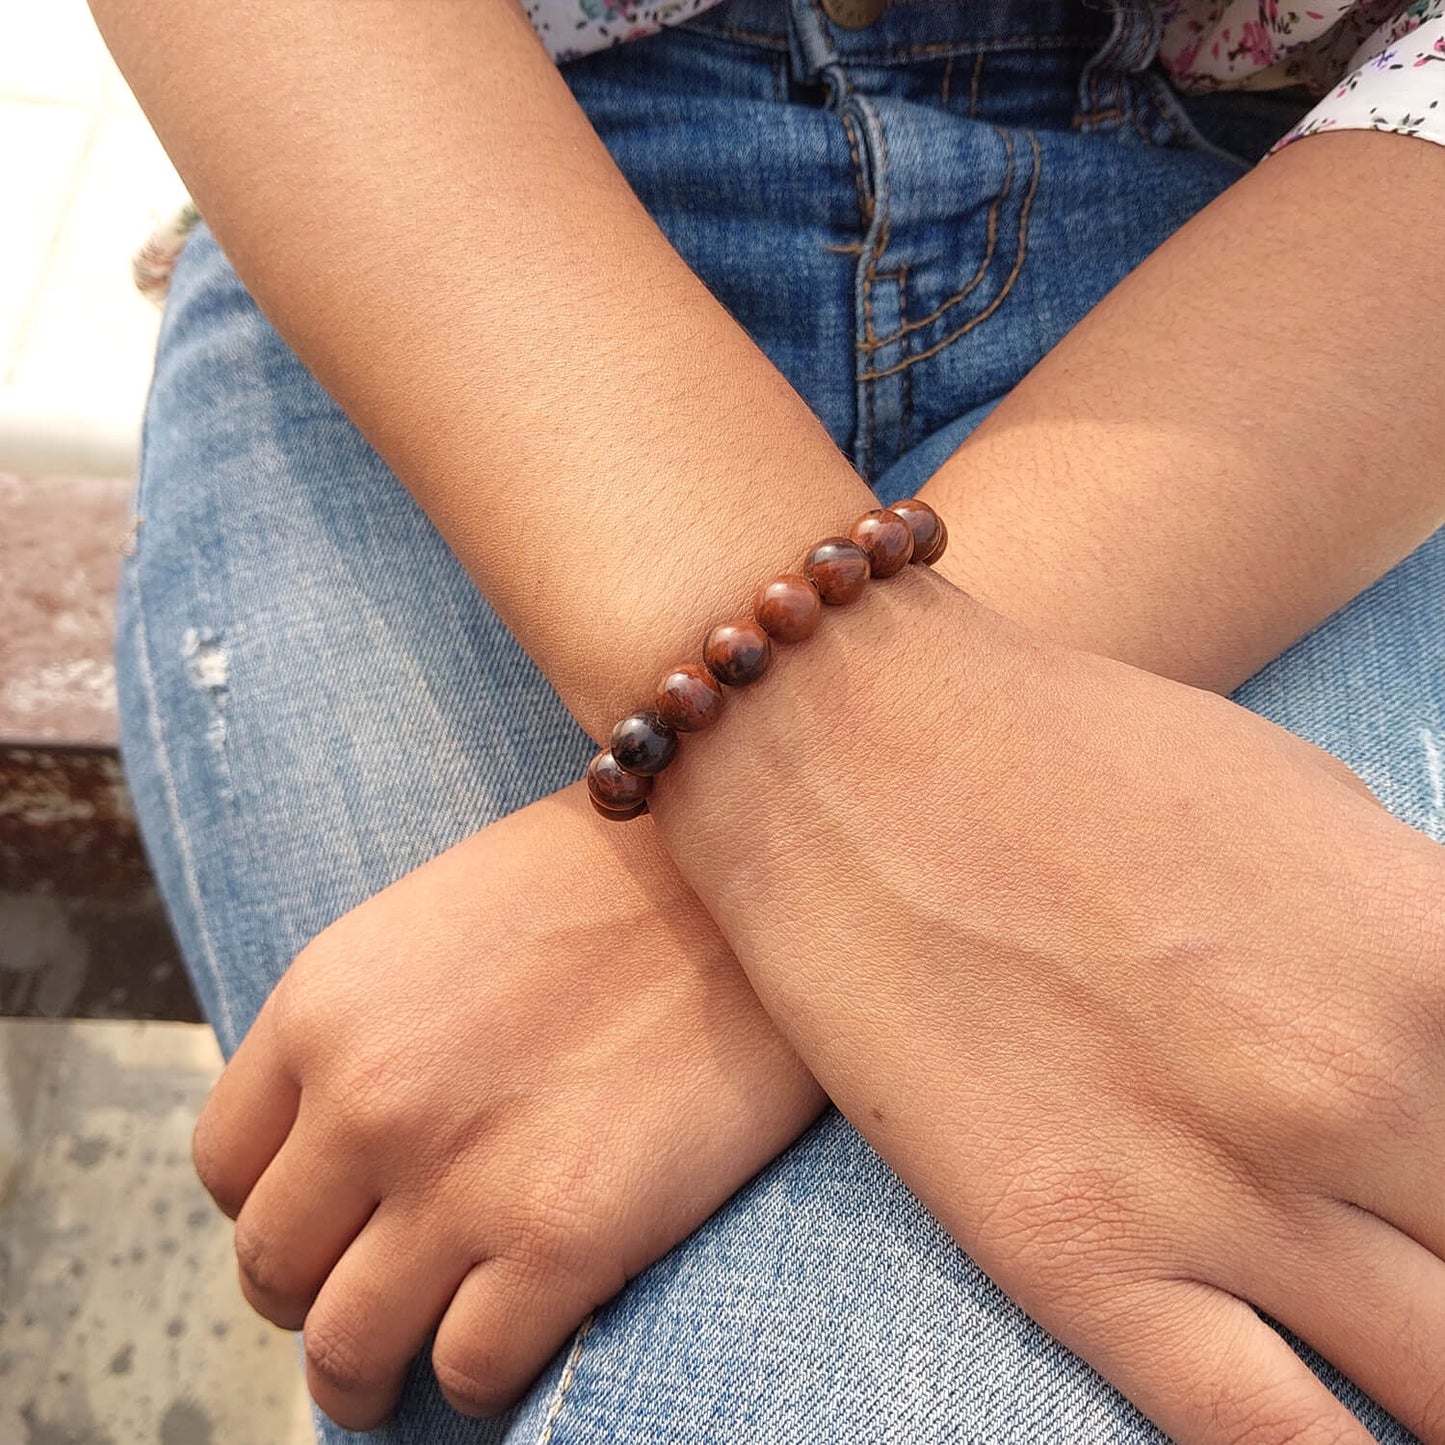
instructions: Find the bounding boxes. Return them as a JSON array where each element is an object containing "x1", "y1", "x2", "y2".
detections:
[{"x1": 115, "y1": 0, "x2": 1440, "y2": 1439}]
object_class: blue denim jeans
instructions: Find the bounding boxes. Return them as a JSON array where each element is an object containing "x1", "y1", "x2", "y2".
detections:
[{"x1": 115, "y1": 0, "x2": 1441, "y2": 1439}]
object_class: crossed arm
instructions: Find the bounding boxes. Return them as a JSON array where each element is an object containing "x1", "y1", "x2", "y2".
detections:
[{"x1": 92, "y1": 0, "x2": 1445, "y2": 1441}]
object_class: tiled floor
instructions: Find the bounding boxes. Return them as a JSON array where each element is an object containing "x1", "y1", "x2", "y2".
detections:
[
  {"x1": 0, "y1": 0, "x2": 187, "y2": 477},
  {"x1": 0, "y1": 1019, "x2": 313, "y2": 1444}
]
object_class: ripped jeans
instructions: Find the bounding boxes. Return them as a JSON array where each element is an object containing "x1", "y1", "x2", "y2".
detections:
[{"x1": 115, "y1": 0, "x2": 1440, "y2": 1438}]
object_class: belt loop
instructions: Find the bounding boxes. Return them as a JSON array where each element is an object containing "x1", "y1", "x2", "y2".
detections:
[
  {"x1": 1122, "y1": 0, "x2": 1163, "y2": 73},
  {"x1": 787, "y1": 0, "x2": 842, "y2": 89},
  {"x1": 1077, "y1": 0, "x2": 1157, "y2": 130}
]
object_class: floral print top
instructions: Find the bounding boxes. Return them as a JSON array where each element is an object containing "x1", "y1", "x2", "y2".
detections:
[
  {"x1": 135, "y1": 0, "x2": 1445, "y2": 302},
  {"x1": 522, "y1": 0, "x2": 1445, "y2": 147},
  {"x1": 1159, "y1": 0, "x2": 1445, "y2": 147}
]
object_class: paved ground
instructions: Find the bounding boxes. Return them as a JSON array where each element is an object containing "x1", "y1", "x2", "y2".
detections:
[{"x1": 0, "y1": 1018, "x2": 313, "y2": 1444}]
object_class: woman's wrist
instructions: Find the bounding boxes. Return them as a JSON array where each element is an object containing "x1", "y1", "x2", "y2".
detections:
[
  {"x1": 645, "y1": 562, "x2": 1023, "y2": 904},
  {"x1": 587, "y1": 500, "x2": 950, "y2": 819},
  {"x1": 916, "y1": 131, "x2": 1445, "y2": 696}
]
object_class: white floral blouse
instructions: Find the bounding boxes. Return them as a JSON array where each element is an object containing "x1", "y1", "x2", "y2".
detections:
[
  {"x1": 134, "y1": 0, "x2": 1444, "y2": 302},
  {"x1": 525, "y1": 0, "x2": 1445, "y2": 141}
]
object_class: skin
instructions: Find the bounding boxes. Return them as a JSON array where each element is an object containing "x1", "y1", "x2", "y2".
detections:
[
  {"x1": 194, "y1": 788, "x2": 822, "y2": 1427},
  {"x1": 88, "y1": 0, "x2": 1445, "y2": 1438}
]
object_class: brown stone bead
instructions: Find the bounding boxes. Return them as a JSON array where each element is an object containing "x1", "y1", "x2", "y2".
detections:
[
  {"x1": 848, "y1": 508, "x2": 914, "y2": 578},
  {"x1": 803, "y1": 537, "x2": 870, "y2": 605},
  {"x1": 753, "y1": 574, "x2": 822, "y2": 644},
  {"x1": 610, "y1": 709, "x2": 678, "y2": 776},
  {"x1": 586, "y1": 750, "x2": 652, "y2": 818},
  {"x1": 591, "y1": 796, "x2": 648, "y2": 821},
  {"x1": 704, "y1": 620, "x2": 773, "y2": 688},
  {"x1": 890, "y1": 497, "x2": 948, "y2": 566},
  {"x1": 655, "y1": 663, "x2": 725, "y2": 733}
]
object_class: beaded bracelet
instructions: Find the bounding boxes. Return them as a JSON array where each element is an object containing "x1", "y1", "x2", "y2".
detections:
[{"x1": 585, "y1": 497, "x2": 948, "y2": 820}]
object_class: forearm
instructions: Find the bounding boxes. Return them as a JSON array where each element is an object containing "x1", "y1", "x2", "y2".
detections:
[
  {"x1": 93, "y1": 0, "x2": 1444, "y2": 734},
  {"x1": 90, "y1": 0, "x2": 871, "y2": 740},
  {"x1": 921, "y1": 131, "x2": 1445, "y2": 694}
]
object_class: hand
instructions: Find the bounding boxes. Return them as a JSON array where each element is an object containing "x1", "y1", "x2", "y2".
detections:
[
  {"x1": 190, "y1": 786, "x2": 822, "y2": 1429},
  {"x1": 650, "y1": 566, "x2": 1445, "y2": 1445}
]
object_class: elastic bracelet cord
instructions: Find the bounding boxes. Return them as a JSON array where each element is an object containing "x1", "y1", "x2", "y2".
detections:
[{"x1": 585, "y1": 498, "x2": 948, "y2": 820}]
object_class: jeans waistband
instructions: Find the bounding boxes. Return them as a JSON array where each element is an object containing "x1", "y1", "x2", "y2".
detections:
[{"x1": 684, "y1": 0, "x2": 1117, "y2": 66}]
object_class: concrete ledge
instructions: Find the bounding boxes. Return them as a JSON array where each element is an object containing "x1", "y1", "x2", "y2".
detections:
[{"x1": 1, "y1": 473, "x2": 190, "y2": 1020}]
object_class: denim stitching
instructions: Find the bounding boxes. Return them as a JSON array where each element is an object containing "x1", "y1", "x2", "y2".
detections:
[
  {"x1": 1126, "y1": 0, "x2": 1160, "y2": 72},
  {"x1": 852, "y1": 98, "x2": 892, "y2": 476},
  {"x1": 1075, "y1": 104, "x2": 1127, "y2": 126},
  {"x1": 683, "y1": 23, "x2": 790, "y2": 51},
  {"x1": 1142, "y1": 68, "x2": 1193, "y2": 148},
  {"x1": 968, "y1": 49, "x2": 984, "y2": 118},
  {"x1": 864, "y1": 330, "x2": 876, "y2": 478},
  {"x1": 1082, "y1": 2, "x2": 1127, "y2": 127},
  {"x1": 678, "y1": 21, "x2": 1100, "y2": 65},
  {"x1": 535, "y1": 1316, "x2": 594, "y2": 1445},
  {"x1": 859, "y1": 127, "x2": 1040, "y2": 381},
  {"x1": 859, "y1": 113, "x2": 891, "y2": 345},
  {"x1": 939, "y1": 54, "x2": 954, "y2": 109},
  {"x1": 122, "y1": 281, "x2": 239, "y2": 1051},
  {"x1": 849, "y1": 34, "x2": 1101, "y2": 63},
  {"x1": 840, "y1": 111, "x2": 873, "y2": 230},
  {"x1": 127, "y1": 542, "x2": 238, "y2": 1050},
  {"x1": 857, "y1": 124, "x2": 1014, "y2": 352},
  {"x1": 898, "y1": 263, "x2": 913, "y2": 453}
]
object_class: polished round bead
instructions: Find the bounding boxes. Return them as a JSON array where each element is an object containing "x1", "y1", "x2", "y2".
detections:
[
  {"x1": 803, "y1": 537, "x2": 870, "y2": 605},
  {"x1": 703, "y1": 620, "x2": 773, "y2": 688},
  {"x1": 610, "y1": 709, "x2": 678, "y2": 776},
  {"x1": 890, "y1": 496, "x2": 948, "y2": 565},
  {"x1": 586, "y1": 750, "x2": 651, "y2": 818},
  {"x1": 655, "y1": 663, "x2": 725, "y2": 733},
  {"x1": 848, "y1": 508, "x2": 914, "y2": 578},
  {"x1": 753, "y1": 573, "x2": 822, "y2": 644}
]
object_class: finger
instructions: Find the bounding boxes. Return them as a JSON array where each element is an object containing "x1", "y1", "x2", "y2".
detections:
[
  {"x1": 1057, "y1": 1276, "x2": 1373, "y2": 1445},
  {"x1": 431, "y1": 1257, "x2": 600, "y2": 1418},
  {"x1": 1247, "y1": 1200, "x2": 1445, "y2": 1443},
  {"x1": 193, "y1": 1001, "x2": 300, "y2": 1218},
  {"x1": 302, "y1": 1208, "x2": 473, "y2": 1432},
  {"x1": 233, "y1": 1109, "x2": 378, "y2": 1330}
]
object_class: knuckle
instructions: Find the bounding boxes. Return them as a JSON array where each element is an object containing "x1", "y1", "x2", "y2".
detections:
[
  {"x1": 498, "y1": 1174, "x2": 606, "y2": 1282},
  {"x1": 1209, "y1": 1375, "x2": 1360, "y2": 1445},
  {"x1": 327, "y1": 1057, "x2": 431, "y2": 1149},
  {"x1": 304, "y1": 1307, "x2": 380, "y2": 1399},
  {"x1": 191, "y1": 1111, "x2": 243, "y2": 1218},
  {"x1": 233, "y1": 1219, "x2": 295, "y2": 1306},
  {"x1": 1277, "y1": 1006, "x2": 1420, "y2": 1137},
  {"x1": 1224, "y1": 1407, "x2": 1358, "y2": 1445},
  {"x1": 432, "y1": 1352, "x2": 514, "y2": 1419}
]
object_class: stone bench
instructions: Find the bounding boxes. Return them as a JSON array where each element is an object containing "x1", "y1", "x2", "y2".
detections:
[{"x1": 1, "y1": 472, "x2": 195, "y2": 1022}]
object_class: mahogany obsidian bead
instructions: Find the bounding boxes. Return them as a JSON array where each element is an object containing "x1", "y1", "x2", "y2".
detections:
[
  {"x1": 848, "y1": 508, "x2": 914, "y2": 578},
  {"x1": 586, "y1": 750, "x2": 651, "y2": 819},
  {"x1": 889, "y1": 496, "x2": 948, "y2": 566},
  {"x1": 610, "y1": 709, "x2": 678, "y2": 776},
  {"x1": 803, "y1": 537, "x2": 870, "y2": 605},
  {"x1": 753, "y1": 573, "x2": 822, "y2": 644},
  {"x1": 655, "y1": 663, "x2": 725, "y2": 733},
  {"x1": 703, "y1": 620, "x2": 773, "y2": 688}
]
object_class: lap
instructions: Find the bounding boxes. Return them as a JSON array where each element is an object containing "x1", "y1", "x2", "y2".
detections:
[{"x1": 115, "y1": 30, "x2": 1435, "y2": 1444}]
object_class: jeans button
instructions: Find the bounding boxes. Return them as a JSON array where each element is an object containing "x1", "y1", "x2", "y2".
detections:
[{"x1": 820, "y1": 0, "x2": 888, "y2": 28}]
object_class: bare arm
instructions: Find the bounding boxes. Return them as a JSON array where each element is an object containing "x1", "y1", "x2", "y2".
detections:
[
  {"x1": 90, "y1": 0, "x2": 1445, "y2": 727},
  {"x1": 923, "y1": 132, "x2": 1445, "y2": 691}
]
